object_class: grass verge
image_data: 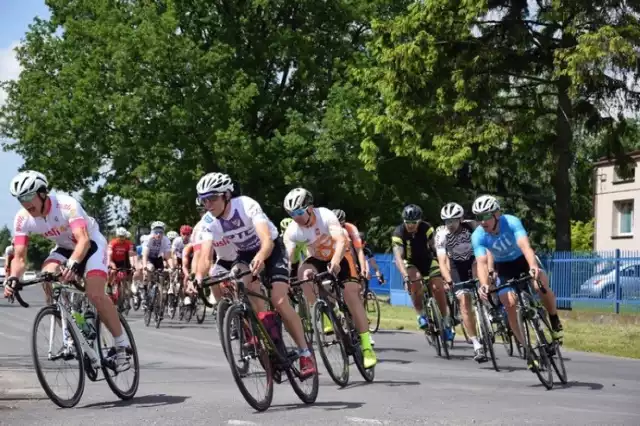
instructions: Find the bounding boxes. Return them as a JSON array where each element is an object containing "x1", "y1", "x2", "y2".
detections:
[{"x1": 374, "y1": 300, "x2": 640, "y2": 359}]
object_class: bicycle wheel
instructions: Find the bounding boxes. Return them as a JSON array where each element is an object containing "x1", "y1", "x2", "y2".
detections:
[
  {"x1": 95, "y1": 312, "x2": 140, "y2": 400},
  {"x1": 223, "y1": 304, "x2": 274, "y2": 412},
  {"x1": 477, "y1": 303, "x2": 498, "y2": 371},
  {"x1": 294, "y1": 292, "x2": 314, "y2": 344},
  {"x1": 350, "y1": 316, "x2": 375, "y2": 382},
  {"x1": 217, "y1": 298, "x2": 232, "y2": 357},
  {"x1": 539, "y1": 313, "x2": 568, "y2": 384},
  {"x1": 31, "y1": 305, "x2": 85, "y2": 408},
  {"x1": 154, "y1": 289, "x2": 164, "y2": 328},
  {"x1": 430, "y1": 298, "x2": 449, "y2": 359},
  {"x1": 517, "y1": 306, "x2": 553, "y2": 389},
  {"x1": 282, "y1": 313, "x2": 319, "y2": 404},
  {"x1": 364, "y1": 290, "x2": 381, "y2": 333},
  {"x1": 196, "y1": 297, "x2": 207, "y2": 324},
  {"x1": 312, "y1": 300, "x2": 349, "y2": 387},
  {"x1": 144, "y1": 288, "x2": 154, "y2": 327}
]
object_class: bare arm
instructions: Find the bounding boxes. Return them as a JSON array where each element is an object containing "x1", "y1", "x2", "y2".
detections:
[
  {"x1": 437, "y1": 253, "x2": 453, "y2": 283},
  {"x1": 393, "y1": 245, "x2": 408, "y2": 277},
  {"x1": 195, "y1": 241, "x2": 212, "y2": 282},
  {"x1": 9, "y1": 244, "x2": 28, "y2": 279}
]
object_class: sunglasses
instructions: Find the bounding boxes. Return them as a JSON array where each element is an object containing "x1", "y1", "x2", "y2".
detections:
[
  {"x1": 152, "y1": 229, "x2": 164, "y2": 235},
  {"x1": 476, "y1": 213, "x2": 494, "y2": 222},
  {"x1": 18, "y1": 193, "x2": 38, "y2": 203},
  {"x1": 404, "y1": 220, "x2": 419, "y2": 225},
  {"x1": 444, "y1": 219, "x2": 460, "y2": 226},
  {"x1": 289, "y1": 208, "x2": 306, "y2": 217},
  {"x1": 200, "y1": 193, "x2": 224, "y2": 203}
]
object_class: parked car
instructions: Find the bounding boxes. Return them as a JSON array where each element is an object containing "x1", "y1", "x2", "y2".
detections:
[
  {"x1": 23, "y1": 271, "x2": 37, "y2": 281},
  {"x1": 575, "y1": 262, "x2": 640, "y2": 299}
]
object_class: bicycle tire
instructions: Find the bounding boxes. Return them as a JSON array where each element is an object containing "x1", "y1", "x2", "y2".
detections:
[
  {"x1": 539, "y1": 314, "x2": 568, "y2": 384},
  {"x1": 196, "y1": 298, "x2": 207, "y2": 324},
  {"x1": 477, "y1": 303, "x2": 498, "y2": 371},
  {"x1": 31, "y1": 305, "x2": 85, "y2": 408},
  {"x1": 217, "y1": 298, "x2": 232, "y2": 358},
  {"x1": 364, "y1": 290, "x2": 381, "y2": 333},
  {"x1": 223, "y1": 304, "x2": 274, "y2": 412},
  {"x1": 284, "y1": 314, "x2": 319, "y2": 404},
  {"x1": 517, "y1": 306, "x2": 553, "y2": 389},
  {"x1": 294, "y1": 292, "x2": 314, "y2": 345},
  {"x1": 430, "y1": 297, "x2": 449, "y2": 359},
  {"x1": 144, "y1": 288, "x2": 154, "y2": 327},
  {"x1": 312, "y1": 300, "x2": 349, "y2": 387},
  {"x1": 95, "y1": 312, "x2": 140, "y2": 400},
  {"x1": 351, "y1": 317, "x2": 375, "y2": 382},
  {"x1": 424, "y1": 300, "x2": 440, "y2": 355},
  {"x1": 154, "y1": 289, "x2": 164, "y2": 328}
]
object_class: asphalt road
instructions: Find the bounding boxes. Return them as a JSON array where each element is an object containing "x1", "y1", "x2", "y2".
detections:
[{"x1": 0, "y1": 286, "x2": 639, "y2": 426}]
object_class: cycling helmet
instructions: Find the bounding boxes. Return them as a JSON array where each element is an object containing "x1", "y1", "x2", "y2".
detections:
[
  {"x1": 115, "y1": 227, "x2": 128, "y2": 237},
  {"x1": 125, "y1": 230, "x2": 131, "y2": 239},
  {"x1": 402, "y1": 204, "x2": 422, "y2": 221},
  {"x1": 196, "y1": 172, "x2": 234, "y2": 196},
  {"x1": 332, "y1": 209, "x2": 346, "y2": 223},
  {"x1": 151, "y1": 221, "x2": 166, "y2": 230},
  {"x1": 10, "y1": 170, "x2": 48, "y2": 198},
  {"x1": 283, "y1": 188, "x2": 313, "y2": 212},
  {"x1": 167, "y1": 231, "x2": 178, "y2": 241},
  {"x1": 472, "y1": 195, "x2": 500, "y2": 215},
  {"x1": 180, "y1": 225, "x2": 193, "y2": 235},
  {"x1": 280, "y1": 218, "x2": 293, "y2": 233},
  {"x1": 440, "y1": 202, "x2": 464, "y2": 220}
]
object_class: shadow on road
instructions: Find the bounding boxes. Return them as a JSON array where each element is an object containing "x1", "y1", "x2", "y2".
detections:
[
  {"x1": 530, "y1": 381, "x2": 604, "y2": 391},
  {"x1": 375, "y1": 330, "x2": 414, "y2": 335},
  {"x1": 481, "y1": 365, "x2": 529, "y2": 373},
  {"x1": 268, "y1": 400, "x2": 364, "y2": 412},
  {"x1": 374, "y1": 347, "x2": 417, "y2": 353},
  {"x1": 81, "y1": 394, "x2": 191, "y2": 409},
  {"x1": 378, "y1": 358, "x2": 412, "y2": 365},
  {"x1": 449, "y1": 354, "x2": 476, "y2": 361},
  {"x1": 341, "y1": 380, "x2": 421, "y2": 390}
]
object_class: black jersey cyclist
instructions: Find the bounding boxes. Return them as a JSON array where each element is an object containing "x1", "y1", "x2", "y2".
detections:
[{"x1": 392, "y1": 204, "x2": 452, "y2": 338}]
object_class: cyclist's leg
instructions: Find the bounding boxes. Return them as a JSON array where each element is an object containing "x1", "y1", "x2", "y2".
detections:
[
  {"x1": 495, "y1": 258, "x2": 525, "y2": 345},
  {"x1": 40, "y1": 249, "x2": 65, "y2": 305},
  {"x1": 406, "y1": 264, "x2": 424, "y2": 313},
  {"x1": 427, "y1": 260, "x2": 449, "y2": 324},
  {"x1": 297, "y1": 257, "x2": 322, "y2": 305},
  {"x1": 232, "y1": 251, "x2": 266, "y2": 314},
  {"x1": 530, "y1": 268, "x2": 563, "y2": 335}
]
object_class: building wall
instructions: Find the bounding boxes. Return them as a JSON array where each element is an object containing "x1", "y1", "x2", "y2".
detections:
[{"x1": 594, "y1": 163, "x2": 639, "y2": 251}]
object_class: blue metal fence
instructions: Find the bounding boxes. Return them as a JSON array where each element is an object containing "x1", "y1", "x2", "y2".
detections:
[{"x1": 368, "y1": 250, "x2": 640, "y2": 314}]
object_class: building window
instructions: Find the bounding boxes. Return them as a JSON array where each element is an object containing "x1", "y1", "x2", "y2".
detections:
[
  {"x1": 613, "y1": 200, "x2": 634, "y2": 236},
  {"x1": 613, "y1": 164, "x2": 636, "y2": 183}
]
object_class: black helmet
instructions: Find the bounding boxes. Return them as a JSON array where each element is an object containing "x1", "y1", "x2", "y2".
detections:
[
  {"x1": 402, "y1": 204, "x2": 422, "y2": 221},
  {"x1": 332, "y1": 209, "x2": 346, "y2": 223}
]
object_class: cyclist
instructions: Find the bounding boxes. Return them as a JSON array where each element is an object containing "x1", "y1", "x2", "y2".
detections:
[
  {"x1": 170, "y1": 225, "x2": 191, "y2": 299},
  {"x1": 471, "y1": 195, "x2": 564, "y2": 369},
  {"x1": 332, "y1": 209, "x2": 369, "y2": 280},
  {"x1": 167, "y1": 230, "x2": 178, "y2": 243},
  {"x1": 283, "y1": 188, "x2": 376, "y2": 369},
  {"x1": 141, "y1": 221, "x2": 173, "y2": 309},
  {"x1": 194, "y1": 173, "x2": 316, "y2": 378},
  {"x1": 107, "y1": 227, "x2": 136, "y2": 307},
  {"x1": 435, "y1": 202, "x2": 487, "y2": 362},
  {"x1": 4, "y1": 170, "x2": 131, "y2": 370},
  {"x1": 392, "y1": 204, "x2": 452, "y2": 340},
  {"x1": 280, "y1": 218, "x2": 307, "y2": 278},
  {"x1": 358, "y1": 232, "x2": 384, "y2": 284}
]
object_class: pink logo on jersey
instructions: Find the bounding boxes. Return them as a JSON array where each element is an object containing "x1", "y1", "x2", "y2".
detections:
[{"x1": 15, "y1": 215, "x2": 25, "y2": 232}]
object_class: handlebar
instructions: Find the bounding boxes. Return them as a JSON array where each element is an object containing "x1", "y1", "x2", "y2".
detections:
[
  {"x1": 289, "y1": 271, "x2": 337, "y2": 288},
  {"x1": 195, "y1": 267, "x2": 255, "y2": 308},
  {"x1": 452, "y1": 278, "x2": 480, "y2": 293},
  {"x1": 5, "y1": 271, "x2": 73, "y2": 308},
  {"x1": 488, "y1": 273, "x2": 546, "y2": 295}
]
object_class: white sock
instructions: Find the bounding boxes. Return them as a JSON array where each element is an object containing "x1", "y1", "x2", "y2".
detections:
[
  {"x1": 114, "y1": 333, "x2": 130, "y2": 347},
  {"x1": 470, "y1": 336, "x2": 482, "y2": 350}
]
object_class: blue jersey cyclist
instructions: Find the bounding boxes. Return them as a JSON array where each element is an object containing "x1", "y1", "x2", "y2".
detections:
[{"x1": 471, "y1": 195, "x2": 564, "y2": 370}]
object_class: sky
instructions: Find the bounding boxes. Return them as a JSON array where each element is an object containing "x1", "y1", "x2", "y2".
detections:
[{"x1": 0, "y1": 0, "x2": 51, "y2": 230}]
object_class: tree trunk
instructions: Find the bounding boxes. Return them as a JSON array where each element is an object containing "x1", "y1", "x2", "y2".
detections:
[{"x1": 553, "y1": 75, "x2": 573, "y2": 251}]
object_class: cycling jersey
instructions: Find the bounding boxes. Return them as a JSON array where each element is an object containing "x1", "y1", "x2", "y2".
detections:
[
  {"x1": 109, "y1": 238, "x2": 133, "y2": 262},
  {"x1": 12, "y1": 193, "x2": 108, "y2": 278},
  {"x1": 172, "y1": 236, "x2": 187, "y2": 258},
  {"x1": 292, "y1": 242, "x2": 307, "y2": 264},
  {"x1": 142, "y1": 235, "x2": 171, "y2": 258},
  {"x1": 434, "y1": 221, "x2": 477, "y2": 262},
  {"x1": 194, "y1": 222, "x2": 236, "y2": 262},
  {"x1": 471, "y1": 214, "x2": 527, "y2": 263},
  {"x1": 136, "y1": 245, "x2": 143, "y2": 257},
  {"x1": 199, "y1": 196, "x2": 278, "y2": 251},
  {"x1": 391, "y1": 221, "x2": 435, "y2": 265}
]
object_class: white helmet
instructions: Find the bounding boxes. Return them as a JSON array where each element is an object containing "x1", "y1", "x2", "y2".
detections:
[
  {"x1": 472, "y1": 195, "x2": 500, "y2": 215},
  {"x1": 150, "y1": 221, "x2": 166, "y2": 230},
  {"x1": 140, "y1": 234, "x2": 150, "y2": 244},
  {"x1": 167, "y1": 231, "x2": 178, "y2": 241},
  {"x1": 115, "y1": 227, "x2": 128, "y2": 237},
  {"x1": 440, "y1": 202, "x2": 464, "y2": 220},
  {"x1": 10, "y1": 170, "x2": 48, "y2": 198},
  {"x1": 283, "y1": 188, "x2": 313, "y2": 212},
  {"x1": 196, "y1": 172, "x2": 234, "y2": 196},
  {"x1": 125, "y1": 230, "x2": 131, "y2": 239}
]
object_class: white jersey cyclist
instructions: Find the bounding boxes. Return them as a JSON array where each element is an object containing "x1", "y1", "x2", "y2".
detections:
[
  {"x1": 198, "y1": 196, "x2": 278, "y2": 252},
  {"x1": 142, "y1": 235, "x2": 171, "y2": 259},
  {"x1": 434, "y1": 220, "x2": 478, "y2": 262},
  {"x1": 13, "y1": 193, "x2": 108, "y2": 277},
  {"x1": 171, "y1": 237, "x2": 186, "y2": 258},
  {"x1": 283, "y1": 207, "x2": 344, "y2": 261}
]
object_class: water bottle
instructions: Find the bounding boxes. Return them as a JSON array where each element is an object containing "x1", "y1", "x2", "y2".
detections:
[
  {"x1": 84, "y1": 311, "x2": 97, "y2": 341},
  {"x1": 71, "y1": 310, "x2": 92, "y2": 339},
  {"x1": 258, "y1": 311, "x2": 281, "y2": 345}
]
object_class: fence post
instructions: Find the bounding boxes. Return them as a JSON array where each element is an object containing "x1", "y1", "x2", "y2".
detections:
[{"x1": 615, "y1": 249, "x2": 621, "y2": 314}]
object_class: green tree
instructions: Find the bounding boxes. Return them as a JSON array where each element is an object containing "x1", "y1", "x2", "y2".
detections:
[
  {"x1": 77, "y1": 188, "x2": 113, "y2": 236},
  {"x1": 0, "y1": 225, "x2": 12, "y2": 253},
  {"x1": 571, "y1": 218, "x2": 594, "y2": 252},
  {"x1": 27, "y1": 235, "x2": 54, "y2": 269},
  {"x1": 354, "y1": 0, "x2": 640, "y2": 250}
]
